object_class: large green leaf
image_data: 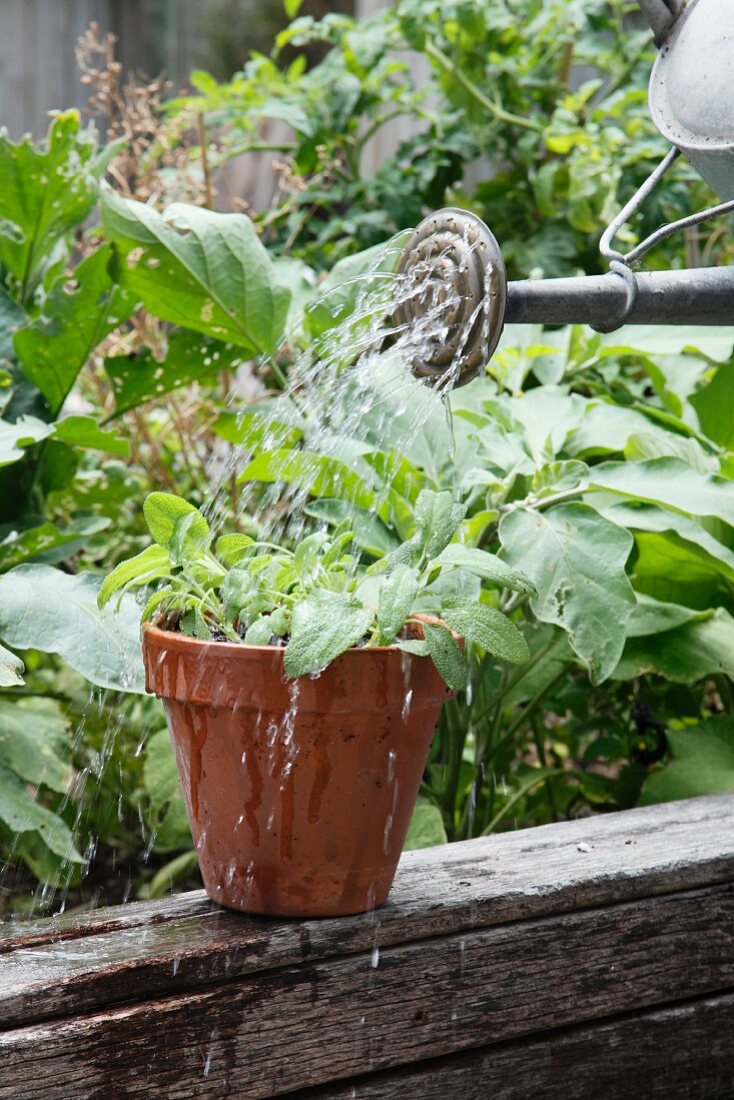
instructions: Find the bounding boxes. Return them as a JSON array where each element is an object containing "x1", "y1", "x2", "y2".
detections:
[
  {"x1": 0, "y1": 565, "x2": 145, "y2": 692},
  {"x1": 600, "y1": 501, "x2": 734, "y2": 585},
  {"x1": 0, "y1": 642, "x2": 23, "y2": 687},
  {"x1": 104, "y1": 330, "x2": 248, "y2": 416},
  {"x1": 589, "y1": 458, "x2": 734, "y2": 528},
  {"x1": 0, "y1": 517, "x2": 109, "y2": 574},
  {"x1": 142, "y1": 727, "x2": 191, "y2": 853},
  {"x1": 0, "y1": 416, "x2": 52, "y2": 467},
  {"x1": 284, "y1": 589, "x2": 373, "y2": 678},
  {"x1": 306, "y1": 236, "x2": 404, "y2": 339},
  {"x1": 499, "y1": 503, "x2": 636, "y2": 683},
  {"x1": 0, "y1": 286, "x2": 24, "y2": 368},
  {"x1": 625, "y1": 594, "x2": 710, "y2": 638},
  {"x1": 0, "y1": 765, "x2": 82, "y2": 863},
  {"x1": 612, "y1": 608, "x2": 734, "y2": 682},
  {"x1": 52, "y1": 416, "x2": 129, "y2": 457},
  {"x1": 305, "y1": 499, "x2": 398, "y2": 557},
  {"x1": 403, "y1": 798, "x2": 447, "y2": 851},
  {"x1": 0, "y1": 111, "x2": 111, "y2": 298},
  {"x1": 13, "y1": 245, "x2": 134, "y2": 415},
  {"x1": 102, "y1": 189, "x2": 291, "y2": 356},
  {"x1": 241, "y1": 449, "x2": 380, "y2": 514},
  {"x1": 640, "y1": 717, "x2": 734, "y2": 805},
  {"x1": 690, "y1": 363, "x2": 734, "y2": 449},
  {"x1": 0, "y1": 699, "x2": 72, "y2": 793}
]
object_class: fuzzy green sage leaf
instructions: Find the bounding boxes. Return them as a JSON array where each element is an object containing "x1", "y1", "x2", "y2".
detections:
[{"x1": 284, "y1": 590, "x2": 373, "y2": 679}]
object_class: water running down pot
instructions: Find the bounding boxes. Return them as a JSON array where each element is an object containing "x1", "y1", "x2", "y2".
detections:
[{"x1": 143, "y1": 623, "x2": 452, "y2": 918}]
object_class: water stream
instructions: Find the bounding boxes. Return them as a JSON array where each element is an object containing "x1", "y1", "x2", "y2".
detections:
[{"x1": 4, "y1": 225, "x2": 494, "y2": 921}]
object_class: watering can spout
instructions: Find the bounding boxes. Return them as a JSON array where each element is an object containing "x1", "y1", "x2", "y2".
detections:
[{"x1": 395, "y1": 0, "x2": 734, "y2": 390}]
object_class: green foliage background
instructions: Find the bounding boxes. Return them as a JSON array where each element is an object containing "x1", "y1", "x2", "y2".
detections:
[{"x1": 0, "y1": 0, "x2": 733, "y2": 913}]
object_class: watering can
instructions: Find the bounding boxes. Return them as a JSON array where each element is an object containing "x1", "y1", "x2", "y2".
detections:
[{"x1": 396, "y1": 0, "x2": 734, "y2": 386}]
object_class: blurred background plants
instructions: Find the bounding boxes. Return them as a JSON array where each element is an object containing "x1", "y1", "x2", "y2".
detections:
[{"x1": 0, "y1": 0, "x2": 732, "y2": 916}]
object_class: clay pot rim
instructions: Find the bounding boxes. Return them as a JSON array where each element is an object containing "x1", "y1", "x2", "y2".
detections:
[{"x1": 142, "y1": 612, "x2": 454, "y2": 656}]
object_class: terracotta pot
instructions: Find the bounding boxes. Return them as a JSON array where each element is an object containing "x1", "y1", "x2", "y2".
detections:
[{"x1": 142, "y1": 622, "x2": 452, "y2": 918}]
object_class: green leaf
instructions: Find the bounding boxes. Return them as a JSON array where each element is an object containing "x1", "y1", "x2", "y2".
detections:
[
  {"x1": 0, "y1": 699, "x2": 71, "y2": 793},
  {"x1": 0, "y1": 565, "x2": 145, "y2": 692},
  {"x1": 378, "y1": 564, "x2": 420, "y2": 640},
  {"x1": 284, "y1": 590, "x2": 373, "y2": 678},
  {"x1": 599, "y1": 501, "x2": 734, "y2": 586},
  {"x1": 143, "y1": 492, "x2": 210, "y2": 553},
  {"x1": 98, "y1": 545, "x2": 171, "y2": 608},
  {"x1": 0, "y1": 111, "x2": 107, "y2": 297},
  {"x1": 305, "y1": 499, "x2": 398, "y2": 557},
  {"x1": 102, "y1": 189, "x2": 291, "y2": 356},
  {"x1": 215, "y1": 533, "x2": 255, "y2": 567},
  {"x1": 589, "y1": 458, "x2": 734, "y2": 528},
  {"x1": 403, "y1": 798, "x2": 447, "y2": 851},
  {"x1": 0, "y1": 415, "x2": 52, "y2": 467},
  {"x1": 104, "y1": 330, "x2": 248, "y2": 416},
  {"x1": 13, "y1": 245, "x2": 134, "y2": 415},
  {"x1": 624, "y1": 430, "x2": 717, "y2": 475},
  {"x1": 52, "y1": 415, "x2": 129, "y2": 457},
  {"x1": 640, "y1": 717, "x2": 734, "y2": 805},
  {"x1": 0, "y1": 763, "x2": 82, "y2": 863},
  {"x1": 169, "y1": 511, "x2": 212, "y2": 565},
  {"x1": 245, "y1": 614, "x2": 278, "y2": 645},
  {"x1": 499, "y1": 503, "x2": 636, "y2": 684},
  {"x1": 690, "y1": 363, "x2": 734, "y2": 449},
  {"x1": 142, "y1": 728, "x2": 192, "y2": 853},
  {"x1": 0, "y1": 522, "x2": 82, "y2": 573},
  {"x1": 440, "y1": 604, "x2": 529, "y2": 665},
  {"x1": 436, "y1": 544, "x2": 536, "y2": 595},
  {"x1": 423, "y1": 622, "x2": 467, "y2": 692},
  {"x1": 306, "y1": 236, "x2": 404, "y2": 338},
  {"x1": 414, "y1": 489, "x2": 465, "y2": 559},
  {"x1": 625, "y1": 594, "x2": 710, "y2": 638},
  {"x1": 0, "y1": 642, "x2": 23, "y2": 687},
  {"x1": 396, "y1": 638, "x2": 429, "y2": 657},
  {"x1": 241, "y1": 449, "x2": 379, "y2": 514},
  {"x1": 612, "y1": 608, "x2": 734, "y2": 682}
]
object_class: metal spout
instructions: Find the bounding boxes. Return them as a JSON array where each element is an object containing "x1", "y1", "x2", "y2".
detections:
[
  {"x1": 506, "y1": 266, "x2": 734, "y2": 331},
  {"x1": 396, "y1": 207, "x2": 734, "y2": 389}
]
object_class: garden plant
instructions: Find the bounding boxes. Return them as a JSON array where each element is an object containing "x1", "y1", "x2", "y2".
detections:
[{"x1": 0, "y1": 0, "x2": 732, "y2": 915}]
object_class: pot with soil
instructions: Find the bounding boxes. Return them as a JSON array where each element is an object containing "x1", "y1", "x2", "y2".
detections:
[
  {"x1": 101, "y1": 490, "x2": 533, "y2": 917},
  {"x1": 142, "y1": 620, "x2": 451, "y2": 916}
]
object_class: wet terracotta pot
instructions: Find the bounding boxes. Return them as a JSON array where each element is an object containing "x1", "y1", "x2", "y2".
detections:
[{"x1": 142, "y1": 623, "x2": 452, "y2": 918}]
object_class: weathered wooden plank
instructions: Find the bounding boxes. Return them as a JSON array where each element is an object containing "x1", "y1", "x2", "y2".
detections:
[
  {"x1": 2, "y1": 794, "x2": 733, "y2": 1027},
  {"x1": 1, "y1": 884, "x2": 732, "y2": 1098},
  {"x1": 305, "y1": 992, "x2": 734, "y2": 1099}
]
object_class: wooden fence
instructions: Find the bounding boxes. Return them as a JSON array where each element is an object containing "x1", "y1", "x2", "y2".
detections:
[{"x1": 2, "y1": 793, "x2": 733, "y2": 1097}]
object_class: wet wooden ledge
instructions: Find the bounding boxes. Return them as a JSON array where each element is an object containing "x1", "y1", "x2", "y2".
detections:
[{"x1": 1, "y1": 793, "x2": 733, "y2": 1098}]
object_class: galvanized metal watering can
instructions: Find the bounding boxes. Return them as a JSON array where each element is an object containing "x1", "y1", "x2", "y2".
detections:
[{"x1": 396, "y1": 0, "x2": 734, "y2": 387}]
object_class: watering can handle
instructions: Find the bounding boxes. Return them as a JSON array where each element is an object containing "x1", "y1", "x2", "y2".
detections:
[{"x1": 638, "y1": 0, "x2": 684, "y2": 45}]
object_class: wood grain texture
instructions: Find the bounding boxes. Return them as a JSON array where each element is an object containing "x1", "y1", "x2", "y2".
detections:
[
  {"x1": 1, "y1": 884, "x2": 732, "y2": 1098},
  {"x1": 2, "y1": 796, "x2": 733, "y2": 1098},
  {"x1": 2, "y1": 794, "x2": 733, "y2": 1026},
  {"x1": 305, "y1": 993, "x2": 734, "y2": 1099}
]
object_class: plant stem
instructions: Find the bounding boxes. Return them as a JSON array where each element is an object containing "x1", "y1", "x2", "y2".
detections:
[
  {"x1": 197, "y1": 113, "x2": 214, "y2": 208},
  {"x1": 424, "y1": 41, "x2": 542, "y2": 132},
  {"x1": 480, "y1": 768, "x2": 565, "y2": 836}
]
